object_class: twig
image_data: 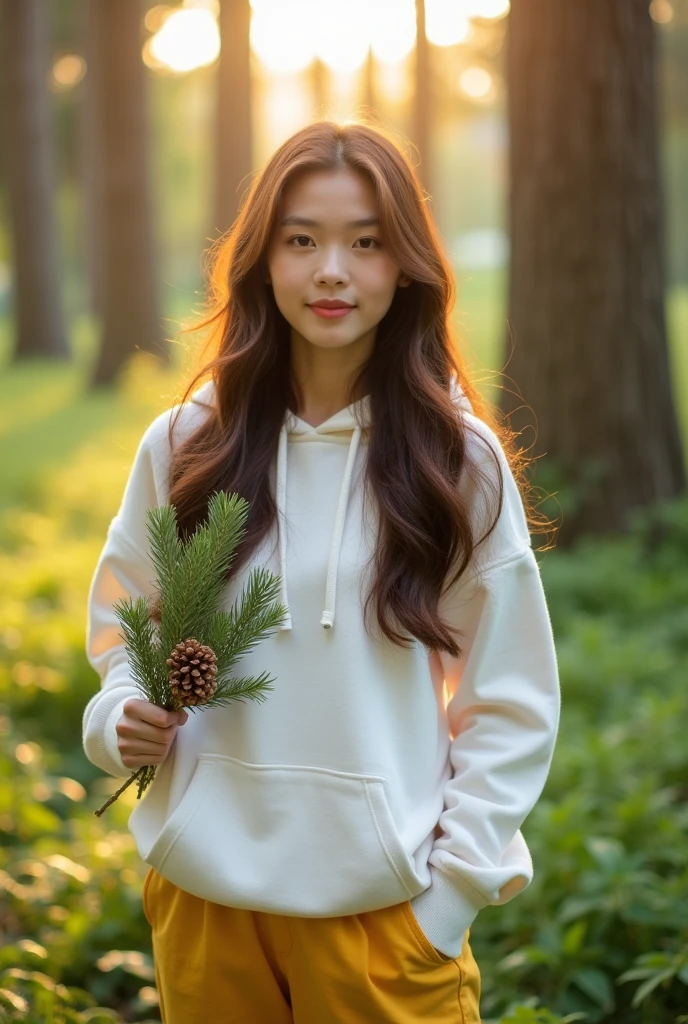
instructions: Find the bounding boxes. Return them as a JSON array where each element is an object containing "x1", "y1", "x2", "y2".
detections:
[{"x1": 94, "y1": 766, "x2": 148, "y2": 817}]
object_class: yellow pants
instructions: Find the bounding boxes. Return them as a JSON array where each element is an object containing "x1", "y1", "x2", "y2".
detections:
[{"x1": 143, "y1": 867, "x2": 481, "y2": 1023}]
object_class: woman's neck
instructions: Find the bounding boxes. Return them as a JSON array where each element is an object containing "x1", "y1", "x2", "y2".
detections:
[{"x1": 289, "y1": 328, "x2": 374, "y2": 426}]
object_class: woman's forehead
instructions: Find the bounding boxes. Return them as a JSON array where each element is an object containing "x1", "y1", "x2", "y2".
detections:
[{"x1": 278, "y1": 167, "x2": 377, "y2": 216}]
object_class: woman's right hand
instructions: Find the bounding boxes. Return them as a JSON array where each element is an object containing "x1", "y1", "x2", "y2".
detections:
[{"x1": 116, "y1": 698, "x2": 188, "y2": 770}]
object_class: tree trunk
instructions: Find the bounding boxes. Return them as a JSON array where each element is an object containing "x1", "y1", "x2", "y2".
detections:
[
  {"x1": 214, "y1": 0, "x2": 253, "y2": 236},
  {"x1": 310, "y1": 57, "x2": 329, "y2": 119},
  {"x1": 0, "y1": 0, "x2": 69, "y2": 360},
  {"x1": 87, "y1": 0, "x2": 166, "y2": 387},
  {"x1": 79, "y1": 0, "x2": 102, "y2": 319},
  {"x1": 362, "y1": 49, "x2": 377, "y2": 121},
  {"x1": 504, "y1": 0, "x2": 685, "y2": 544},
  {"x1": 413, "y1": 0, "x2": 433, "y2": 201}
]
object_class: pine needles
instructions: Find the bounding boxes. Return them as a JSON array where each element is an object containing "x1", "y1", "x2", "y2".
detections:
[{"x1": 94, "y1": 490, "x2": 287, "y2": 815}]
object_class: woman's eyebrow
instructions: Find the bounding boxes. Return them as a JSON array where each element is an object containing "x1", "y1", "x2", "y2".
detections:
[{"x1": 279, "y1": 216, "x2": 380, "y2": 228}]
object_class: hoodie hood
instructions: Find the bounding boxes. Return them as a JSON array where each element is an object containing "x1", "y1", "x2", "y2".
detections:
[{"x1": 192, "y1": 376, "x2": 473, "y2": 634}]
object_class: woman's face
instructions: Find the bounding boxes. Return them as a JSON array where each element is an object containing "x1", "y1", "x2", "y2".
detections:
[{"x1": 265, "y1": 168, "x2": 411, "y2": 356}]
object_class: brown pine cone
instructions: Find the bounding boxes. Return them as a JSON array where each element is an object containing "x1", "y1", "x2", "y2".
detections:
[{"x1": 166, "y1": 638, "x2": 218, "y2": 707}]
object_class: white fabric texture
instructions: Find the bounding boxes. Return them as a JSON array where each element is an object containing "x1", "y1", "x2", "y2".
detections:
[{"x1": 82, "y1": 377, "x2": 560, "y2": 958}]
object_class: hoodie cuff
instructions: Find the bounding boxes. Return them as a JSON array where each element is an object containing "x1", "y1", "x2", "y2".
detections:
[
  {"x1": 83, "y1": 687, "x2": 140, "y2": 778},
  {"x1": 408, "y1": 865, "x2": 487, "y2": 959}
]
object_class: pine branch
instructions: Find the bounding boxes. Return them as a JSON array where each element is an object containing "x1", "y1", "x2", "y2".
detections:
[
  {"x1": 199, "y1": 671, "x2": 276, "y2": 707},
  {"x1": 177, "y1": 492, "x2": 247, "y2": 636},
  {"x1": 213, "y1": 567, "x2": 286, "y2": 669},
  {"x1": 94, "y1": 490, "x2": 288, "y2": 816},
  {"x1": 152, "y1": 493, "x2": 249, "y2": 657},
  {"x1": 145, "y1": 504, "x2": 183, "y2": 597},
  {"x1": 112, "y1": 595, "x2": 166, "y2": 704}
]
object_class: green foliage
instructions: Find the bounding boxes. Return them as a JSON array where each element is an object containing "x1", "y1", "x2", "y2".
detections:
[
  {"x1": 114, "y1": 493, "x2": 287, "y2": 714},
  {"x1": 490, "y1": 1007, "x2": 588, "y2": 1024},
  {"x1": 112, "y1": 597, "x2": 162, "y2": 709}
]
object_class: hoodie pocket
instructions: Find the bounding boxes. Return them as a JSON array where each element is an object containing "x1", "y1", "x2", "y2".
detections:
[{"x1": 144, "y1": 753, "x2": 427, "y2": 916}]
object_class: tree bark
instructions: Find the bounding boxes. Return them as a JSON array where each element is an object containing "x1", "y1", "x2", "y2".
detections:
[
  {"x1": 413, "y1": 0, "x2": 433, "y2": 201},
  {"x1": 214, "y1": 0, "x2": 253, "y2": 236},
  {"x1": 87, "y1": 0, "x2": 166, "y2": 387},
  {"x1": 504, "y1": 0, "x2": 685, "y2": 543},
  {"x1": 79, "y1": 0, "x2": 102, "y2": 319},
  {"x1": 0, "y1": 0, "x2": 69, "y2": 360}
]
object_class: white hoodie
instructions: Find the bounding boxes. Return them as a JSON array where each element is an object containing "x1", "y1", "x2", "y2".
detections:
[{"x1": 83, "y1": 378, "x2": 560, "y2": 959}]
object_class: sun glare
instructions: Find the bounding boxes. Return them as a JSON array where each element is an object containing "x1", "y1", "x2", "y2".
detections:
[
  {"x1": 426, "y1": 0, "x2": 471, "y2": 47},
  {"x1": 250, "y1": 3, "x2": 316, "y2": 73},
  {"x1": 313, "y1": 0, "x2": 370, "y2": 73},
  {"x1": 145, "y1": 4, "x2": 173, "y2": 34},
  {"x1": 465, "y1": 0, "x2": 510, "y2": 17},
  {"x1": 149, "y1": 7, "x2": 220, "y2": 73},
  {"x1": 148, "y1": 0, "x2": 509, "y2": 76}
]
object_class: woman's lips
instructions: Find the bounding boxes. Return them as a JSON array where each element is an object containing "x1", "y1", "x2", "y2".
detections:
[{"x1": 308, "y1": 305, "x2": 354, "y2": 319}]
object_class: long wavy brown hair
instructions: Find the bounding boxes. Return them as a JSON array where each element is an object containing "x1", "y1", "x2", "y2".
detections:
[{"x1": 167, "y1": 118, "x2": 549, "y2": 658}]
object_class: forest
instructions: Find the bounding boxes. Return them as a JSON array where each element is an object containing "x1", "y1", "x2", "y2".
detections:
[{"x1": 0, "y1": 1, "x2": 687, "y2": 1021}]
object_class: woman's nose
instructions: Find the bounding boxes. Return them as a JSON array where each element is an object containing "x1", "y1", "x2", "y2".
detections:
[{"x1": 315, "y1": 246, "x2": 349, "y2": 282}]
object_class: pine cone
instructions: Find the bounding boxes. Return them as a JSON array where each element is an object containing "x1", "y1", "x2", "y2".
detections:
[{"x1": 166, "y1": 638, "x2": 218, "y2": 707}]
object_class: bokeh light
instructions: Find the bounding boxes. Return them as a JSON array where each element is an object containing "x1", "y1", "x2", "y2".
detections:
[
  {"x1": 51, "y1": 54, "x2": 86, "y2": 91},
  {"x1": 650, "y1": 0, "x2": 674, "y2": 23},
  {"x1": 144, "y1": 4, "x2": 173, "y2": 34},
  {"x1": 368, "y1": 1, "x2": 416, "y2": 65},
  {"x1": 250, "y1": 2, "x2": 316, "y2": 74},
  {"x1": 426, "y1": 0, "x2": 471, "y2": 47},
  {"x1": 459, "y1": 66, "x2": 494, "y2": 100},
  {"x1": 465, "y1": 0, "x2": 510, "y2": 18},
  {"x1": 149, "y1": 6, "x2": 220, "y2": 73},
  {"x1": 313, "y1": 0, "x2": 370, "y2": 73},
  {"x1": 246, "y1": 0, "x2": 507, "y2": 74}
]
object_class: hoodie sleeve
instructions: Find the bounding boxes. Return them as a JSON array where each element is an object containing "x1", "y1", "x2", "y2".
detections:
[
  {"x1": 408, "y1": 413, "x2": 561, "y2": 958},
  {"x1": 82, "y1": 410, "x2": 175, "y2": 778}
]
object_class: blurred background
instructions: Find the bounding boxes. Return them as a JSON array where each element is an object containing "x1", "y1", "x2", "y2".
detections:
[{"x1": 0, "y1": 2, "x2": 687, "y2": 1023}]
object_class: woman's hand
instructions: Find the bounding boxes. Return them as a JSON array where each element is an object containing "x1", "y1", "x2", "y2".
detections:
[{"x1": 116, "y1": 698, "x2": 188, "y2": 769}]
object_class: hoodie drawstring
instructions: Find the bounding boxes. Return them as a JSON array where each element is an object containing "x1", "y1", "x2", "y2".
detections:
[
  {"x1": 276, "y1": 421, "x2": 292, "y2": 632},
  {"x1": 320, "y1": 423, "x2": 361, "y2": 629},
  {"x1": 276, "y1": 419, "x2": 362, "y2": 632}
]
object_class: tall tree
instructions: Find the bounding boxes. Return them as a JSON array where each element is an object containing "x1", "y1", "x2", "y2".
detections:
[
  {"x1": 504, "y1": 0, "x2": 685, "y2": 543},
  {"x1": 86, "y1": 0, "x2": 166, "y2": 387},
  {"x1": 413, "y1": 0, "x2": 433, "y2": 200},
  {"x1": 79, "y1": 0, "x2": 102, "y2": 319},
  {"x1": 215, "y1": 0, "x2": 253, "y2": 236},
  {"x1": 362, "y1": 48, "x2": 377, "y2": 121},
  {"x1": 0, "y1": 0, "x2": 69, "y2": 360},
  {"x1": 310, "y1": 57, "x2": 329, "y2": 120}
]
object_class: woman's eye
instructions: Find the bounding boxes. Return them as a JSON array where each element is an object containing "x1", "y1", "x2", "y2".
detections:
[{"x1": 287, "y1": 235, "x2": 381, "y2": 250}]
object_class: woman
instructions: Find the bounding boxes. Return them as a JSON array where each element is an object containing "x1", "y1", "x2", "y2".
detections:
[{"x1": 83, "y1": 119, "x2": 561, "y2": 1023}]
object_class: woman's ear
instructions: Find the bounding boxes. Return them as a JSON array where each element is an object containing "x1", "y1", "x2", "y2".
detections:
[{"x1": 397, "y1": 273, "x2": 412, "y2": 288}]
